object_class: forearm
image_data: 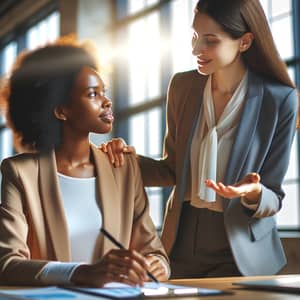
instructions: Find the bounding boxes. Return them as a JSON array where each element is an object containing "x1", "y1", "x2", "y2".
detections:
[
  {"x1": 0, "y1": 258, "x2": 49, "y2": 286},
  {"x1": 138, "y1": 155, "x2": 175, "y2": 187}
]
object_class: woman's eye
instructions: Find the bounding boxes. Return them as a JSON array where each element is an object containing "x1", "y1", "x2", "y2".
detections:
[
  {"x1": 88, "y1": 88, "x2": 106, "y2": 98},
  {"x1": 204, "y1": 38, "x2": 218, "y2": 45},
  {"x1": 88, "y1": 91, "x2": 98, "y2": 98},
  {"x1": 192, "y1": 32, "x2": 198, "y2": 44}
]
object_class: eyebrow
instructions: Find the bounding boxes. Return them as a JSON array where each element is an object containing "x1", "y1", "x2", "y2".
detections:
[
  {"x1": 203, "y1": 34, "x2": 218, "y2": 37},
  {"x1": 191, "y1": 30, "x2": 219, "y2": 38},
  {"x1": 85, "y1": 85, "x2": 105, "y2": 90}
]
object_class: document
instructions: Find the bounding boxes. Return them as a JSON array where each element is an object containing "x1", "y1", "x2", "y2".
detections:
[
  {"x1": 0, "y1": 286, "x2": 104, "y2": 300},
  {"x1": 65, "y1": 282, "x2": 228, "y2": 298},
  {"x1": 0, "y1": 282, "x2": 228, "y2": 299}
]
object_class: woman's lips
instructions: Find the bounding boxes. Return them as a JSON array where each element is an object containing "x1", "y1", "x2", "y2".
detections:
[
  {"x1": 197, "y1": 59, "x2": 212, "y2": 66},
  {"x1": 100, "y1": 112, "x2": 114, "y2": 123}
]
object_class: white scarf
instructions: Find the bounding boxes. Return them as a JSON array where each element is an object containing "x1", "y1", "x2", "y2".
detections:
[{"x1": 191, "y1": 72, "x2": 248, "y2": 207}]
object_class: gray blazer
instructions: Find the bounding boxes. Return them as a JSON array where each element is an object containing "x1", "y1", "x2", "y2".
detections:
[{"x1": 139, "y1": 70, "x2": 298, "y2": 275}]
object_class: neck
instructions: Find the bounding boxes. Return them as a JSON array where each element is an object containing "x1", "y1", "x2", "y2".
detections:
[
  {"x1": 55, "y1": 132, "x2": 91, "y2": 167},
  {"x1": 212, "y1": 58, "x2": 247, "y2": 95}
]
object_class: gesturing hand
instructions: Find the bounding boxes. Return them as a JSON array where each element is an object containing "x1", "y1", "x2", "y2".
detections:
[
  {"x1": 99, "y1": 138, "x2": 135, "y2": 167},
  {"x1": 205, "y1": 172, "x2": 262, "y2": 204},
  {"x1": 71, "y1": 249, "x2": 149, "y2": 287}
]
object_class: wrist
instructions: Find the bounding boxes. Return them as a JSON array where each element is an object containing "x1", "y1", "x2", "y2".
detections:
[
  {"x1": 244, "y1": 184, "x2": 262, "y2": 204},
  {"x1": 70, "y1": 264, "x2": 89, "y2": 285}
]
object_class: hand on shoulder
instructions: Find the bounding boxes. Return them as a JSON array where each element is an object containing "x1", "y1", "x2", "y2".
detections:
[{"x1": 99, "y1": 138, "x2": 136, "y2": 167}]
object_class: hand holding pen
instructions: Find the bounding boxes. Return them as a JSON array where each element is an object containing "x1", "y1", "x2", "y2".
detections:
[
  {"x1": 71, "y1": 237, "x2": 152, "y2": 287},
  {"x1": 100, "y1": 228, "x2": 159, "y2": 283}
]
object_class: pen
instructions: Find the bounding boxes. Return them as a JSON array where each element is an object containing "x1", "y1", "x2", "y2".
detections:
[{"x1": 100, "y1": 227, "x2": 159, "y2": 283}]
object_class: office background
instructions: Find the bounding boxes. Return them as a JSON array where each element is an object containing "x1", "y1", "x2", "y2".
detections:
[{"x1": 0, "y1": 0, "x2": 299, "y2": 272}]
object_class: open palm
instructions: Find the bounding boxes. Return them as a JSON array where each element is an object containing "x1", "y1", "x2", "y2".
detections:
[{"x1": 205, "y1": 173, "x2": 261, "y2": 202}]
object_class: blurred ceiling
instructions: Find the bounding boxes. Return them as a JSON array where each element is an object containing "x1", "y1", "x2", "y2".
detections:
[{"x1": 0, "y1": 0, "x2": 19, "y2": 19}]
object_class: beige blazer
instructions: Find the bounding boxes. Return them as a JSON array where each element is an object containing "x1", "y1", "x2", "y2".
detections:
[
  {"x1": 0, "y1": 144, "x2": 167, "y2": 285},
  {"x1": 138, "y1": 70, "x2": 298, "y2": 275}
]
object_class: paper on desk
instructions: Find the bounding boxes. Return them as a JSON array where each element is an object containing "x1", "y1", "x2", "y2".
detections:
[
  {"x1": 77, "y1": 281, "x2": 222, "y2": 297},
  {"x1": 0, "y1": 282, "x2": 224, "y2": 300},
  {"x1": 0, "y1": 286, "x2": 105, "y2": 300},
  {"x1": 103, "y1": 282, "x2": 170, "y2": 296}
]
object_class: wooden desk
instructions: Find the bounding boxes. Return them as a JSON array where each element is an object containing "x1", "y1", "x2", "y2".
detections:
[
  {"x1": 169, "y1": 275, "x2": 300, "y2": 299},
  {"x1": 1, "y1": 275, "x2": 299, "y2": 299}
]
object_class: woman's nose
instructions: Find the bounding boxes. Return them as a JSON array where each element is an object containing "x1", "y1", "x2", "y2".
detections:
[
  {"x1": 102, "y1": 97, "x2": 112, "y2": 108},
  {"x1": 192, "y1": 38, "x2": 203, "y2": 56}
]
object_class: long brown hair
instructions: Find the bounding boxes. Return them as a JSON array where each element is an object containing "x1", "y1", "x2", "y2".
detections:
[{"x1": 196, "y1": 0, "x2": 300, "y2": 127}]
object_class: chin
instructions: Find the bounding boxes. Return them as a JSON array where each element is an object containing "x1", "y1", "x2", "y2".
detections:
[
  {"x1": 197, "y1": 68, "x2": 212, "y2": 76},
  {"x1": 95, "y1": 125, "x2": 113, "y2": 135},
  {"x1": 196, "y1": 65, "x2": 214, "y2": 76},
  {"x1": 105, "y1": 124, "x2": 113, "y2": 133}
]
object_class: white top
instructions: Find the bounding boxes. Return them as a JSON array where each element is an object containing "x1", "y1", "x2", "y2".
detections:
[
  {"x1": 57, "y1": 172, "x2": 102, "y2": 262},
  {"x1": 36, "y1": 173, "x2": 102, "y2": 284},
  {"x1": 190, "y1": 72, "x2": 249, "y2": 211}
]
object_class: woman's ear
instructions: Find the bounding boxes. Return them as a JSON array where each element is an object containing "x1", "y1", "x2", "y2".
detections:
[
  {"x1": 239, "y1": 32, "x2": 254, "y2": 52},
  {"x1": 54, "y1": 106, "x2": 67, "y2": 121}
]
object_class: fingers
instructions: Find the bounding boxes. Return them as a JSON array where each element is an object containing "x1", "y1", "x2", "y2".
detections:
[
  {"x1": 236, "y1": 172, "x2": 261, "y2": 186},
  {"x1": 72, "y1": 249, "x2": 151, "y2": 287},
  {"x1": 99, "y1": 139, "x2": 136, "y2": 167},
  {"x1": 205, "y1": 172, "x2": 262, "y2": 199},
  {"x1": 99, "y1": 143, "x2": 108, "y2": 152},
  {"x1": 102, "y1": 249, "x2": 149, "y2": 286},
  {"x1": 145, "y1": 255, "x2": 167, "y2": 281},
  {"x1": 205, "y1": 180, "x2": 227, "y2": 195},
  {"x1": 249, "y1": 172, "x2": 260, "y2": 183},
  {"x1": 124, "y1": 145, "x2": 136, "y2": 154}
]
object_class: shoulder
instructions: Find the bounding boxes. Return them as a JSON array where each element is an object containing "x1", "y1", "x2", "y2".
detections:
[
  {"x1": 1, "y1": 152, "x2": 40, "y2": 182},
  {"x1": 249, "y1": 72, "x2": 299, "y2": 117},
  {"x1": 90, "y1": 144, "x2": 140, "y2": 178},
  {"x1": 251, "y1": 72, "x2": 298, "y2": 110},
  {"x1": 1, "y1": 152, "x2": 39, "y2": 170},
  {"x1": 171, "y1": 69, "x2": 201, "y2": 81},
  {"x1": 169, "y1": 69, "x2": 206, "y2": 90}
]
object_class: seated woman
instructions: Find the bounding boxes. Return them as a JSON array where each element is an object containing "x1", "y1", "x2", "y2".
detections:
[{"x1": 0, "y1": 39, "x2": 169, "y2": 286}]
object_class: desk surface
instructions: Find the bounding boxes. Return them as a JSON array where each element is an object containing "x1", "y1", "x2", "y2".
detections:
[
  {"x1": 1, "y1": 275, "x2": 300, "y2": 299},
  {"x1": 169, "y1": 275, "x2": 300, "y2": 299}
]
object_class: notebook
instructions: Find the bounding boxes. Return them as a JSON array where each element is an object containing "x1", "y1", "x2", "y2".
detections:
[{"x1": 233, "y1": 276, "x2": 300, "y2": 294}]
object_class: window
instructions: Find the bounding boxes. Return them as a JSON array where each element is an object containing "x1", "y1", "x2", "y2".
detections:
[
  {"x1": 170, "y1": 0, "x2": 195, "y2": 73},
  {"x1": 0, "y1": 11, "x2": 60, "y2": 163},
  {"x1": 112, "y1": 0, "x2": 197, "y2": 229},
  {"x1": 26, "y1": 12, "x2": 60, "y2": 50},
  {"x1": 0, "y1": 42, "x2": 17, "y2": 161},
  {"x1": 261, "y1": 0, "x2": 300, "y2": 229}
]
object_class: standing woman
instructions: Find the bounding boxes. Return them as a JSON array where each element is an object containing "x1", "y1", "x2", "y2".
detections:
[
  {"x1": 102, "y1": 0, "x2": 299, "y2": 278},
  {"x1": 0, "y1": 40, "x2": 169, "y2": 286}
]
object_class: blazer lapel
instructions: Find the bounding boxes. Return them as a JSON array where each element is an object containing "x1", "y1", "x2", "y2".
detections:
[
  {"x1": 39, "y1": 151, "x2": 71, "y2": 261},
  {"x1": 91, "y1": 145, "x2": 121, "y2": 255},
  {"x1": 223, "y1": 72, "x2": 264, "y2": 209},
  {"x1": 177, "y1": 73, "x2": 207, "y2": 204}
]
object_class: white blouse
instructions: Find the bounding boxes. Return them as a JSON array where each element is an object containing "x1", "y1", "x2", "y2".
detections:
[
  {"x1": 58, "y1": 173, "x2": 102, "y2": 263},
  {"x1": 190, "y1": 72, "x2": 249, "y2": 211},
  {"x1": 36, "y1": 173, "x2": 102, "y2": 284}
]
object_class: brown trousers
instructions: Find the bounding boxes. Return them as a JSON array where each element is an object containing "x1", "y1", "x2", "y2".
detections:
[{"x1": 169, "y1": 202, "x2": 241, "y2": 279}]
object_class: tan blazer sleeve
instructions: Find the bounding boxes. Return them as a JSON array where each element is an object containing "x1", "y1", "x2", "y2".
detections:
[
  {"x1": 0, "y1": 158, "x2": 48, "y2": 285},
  {"x1": 127, "y1": 156, "x2": 169, "y2": 264},
  {"x1": 138, "y1": 75, "x2": 179, "y2": 187}
]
